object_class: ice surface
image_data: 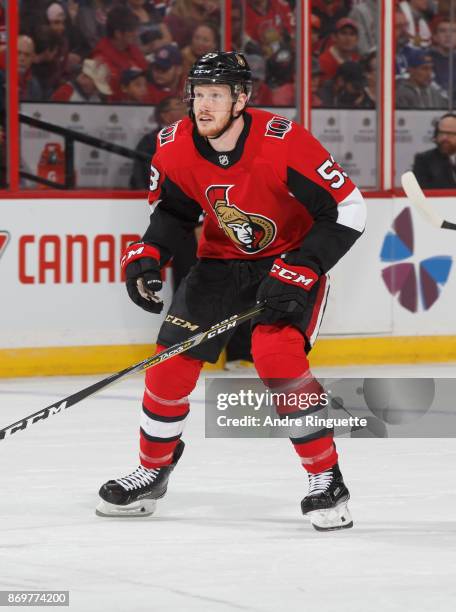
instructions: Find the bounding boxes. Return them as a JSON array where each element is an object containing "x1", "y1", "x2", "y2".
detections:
[{"x1": 1, "y1": 365, "x2": 456, "y2": 611}]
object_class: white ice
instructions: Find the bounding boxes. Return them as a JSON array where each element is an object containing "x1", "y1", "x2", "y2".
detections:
[{"x1": 1, "y1": 364, "x2": 456, "y2": 612}]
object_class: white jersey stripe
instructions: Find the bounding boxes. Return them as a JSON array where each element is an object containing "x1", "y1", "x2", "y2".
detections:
[{"x1": 336, "y1": 187, "x2": 366, "y2": 232}]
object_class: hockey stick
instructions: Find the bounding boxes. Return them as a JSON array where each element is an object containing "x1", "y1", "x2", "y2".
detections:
[
  {"x1": 0, "y1": 301, "x2": 265, "y2": 441},
  {"x1": 401, "y1": 171, "x2": 456, "y2": 230}
]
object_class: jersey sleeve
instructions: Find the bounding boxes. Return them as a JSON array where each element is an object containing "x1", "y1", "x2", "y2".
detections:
[
  {"x1": 143, "y1": 151, "x2": 202, "y2": 266},
  {"x1": 285, "y1": 126, "x2": 366, "y2": 274}
]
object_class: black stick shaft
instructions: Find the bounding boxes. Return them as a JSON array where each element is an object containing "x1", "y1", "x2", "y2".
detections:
[{"x1": 0, "y1": 302, "x2": 265, "y2": 441}]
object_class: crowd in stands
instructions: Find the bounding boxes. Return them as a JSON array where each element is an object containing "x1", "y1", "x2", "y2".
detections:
[{"x1": 0, "y1": 1, "x2": 455, "y2": 110}]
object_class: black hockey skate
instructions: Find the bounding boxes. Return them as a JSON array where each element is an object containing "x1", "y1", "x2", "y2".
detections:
[
  {"x1": 301, "y1": 463, "x2": 353, "y2": 531},
  {"x1": 96, "y1": 441, "x2": 185, "y2": 517}
]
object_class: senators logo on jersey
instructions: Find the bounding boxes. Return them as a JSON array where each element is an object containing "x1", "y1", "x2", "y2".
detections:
[
  {"x1": 205, "y1": 185, "x2": 276, "y2": 254},
  {"x1": 158, "y1": 121, "x2": 182, "y2": 147}
]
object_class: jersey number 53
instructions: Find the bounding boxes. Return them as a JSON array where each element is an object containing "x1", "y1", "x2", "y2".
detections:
[{"x1": 316, "y1": 156, "x2": 348, "y2": 189}]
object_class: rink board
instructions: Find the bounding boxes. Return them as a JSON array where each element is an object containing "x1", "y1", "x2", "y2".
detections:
[{"x1": 1, "y1": 196, "x2": 456, "y2": 375}]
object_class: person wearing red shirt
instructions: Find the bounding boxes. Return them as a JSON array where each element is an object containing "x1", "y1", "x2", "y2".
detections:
[
  {"x1": 92, "y1": 5, "x2": 147, "y2": 102},
  {"x1": 97, "y1": 52, "x2": 366, "y2": 532},
  {"x1": 146, "y1": 43, "x2": 184, "y2": 105},
  {"x1": 245, "y1": 0, "x2": 294, "y2": 56},
  {"x1": 319, "y1": 18, "x2": 360, "y2": 81}
]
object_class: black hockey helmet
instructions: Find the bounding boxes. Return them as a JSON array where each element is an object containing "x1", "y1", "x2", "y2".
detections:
[{"x1": 184, "y1": 51, "x2": 253, "y2": 102}]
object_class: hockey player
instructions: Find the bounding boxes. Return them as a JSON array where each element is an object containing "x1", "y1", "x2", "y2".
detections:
[{"x1": 97, "y1": 52, "x2": 366, "y2": 530}]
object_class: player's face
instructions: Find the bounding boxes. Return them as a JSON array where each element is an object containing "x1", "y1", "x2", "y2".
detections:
[{"x1": 193, "y1": 84, "x2": 236, "y2": 138}]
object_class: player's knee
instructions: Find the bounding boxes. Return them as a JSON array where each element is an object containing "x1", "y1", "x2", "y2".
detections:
[
  {"x1": 252, "y1": 324, "x2": 309, "y2": 380},
  {"x1": 145, "y1": 344, "x2": 203, "y2": 399}
]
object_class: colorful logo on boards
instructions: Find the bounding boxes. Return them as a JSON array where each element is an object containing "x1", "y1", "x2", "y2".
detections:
[
  {"x1": 0, "y1": 231, "x2": 10, "y2": 260},
  {"x1": 380, "y1": 208, "x2": 452, "y2": 312}
]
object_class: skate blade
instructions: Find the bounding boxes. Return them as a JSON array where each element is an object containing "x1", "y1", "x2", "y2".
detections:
[
  {"x1": 307, "y1": 502, "x2": 353, "y2": 532},
  {"x1": 95, "y1": 498, "x2": 157, "y2": 518}
]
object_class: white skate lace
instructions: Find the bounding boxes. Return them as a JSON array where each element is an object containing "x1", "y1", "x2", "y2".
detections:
[
  {"x1": 116, "y1": 466, "x2": 160, "y2": 491},
  {"x1": 308, "y1": 470, "x2": 333, "y2": 495}
]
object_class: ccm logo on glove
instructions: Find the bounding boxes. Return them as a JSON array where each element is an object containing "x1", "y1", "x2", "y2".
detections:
[
  {"x1": 120, "y1": 243, "x2": 160, "y2": 271},
  {"x1": 269, "y1": 260, "x2": 319, "y2": 289}
]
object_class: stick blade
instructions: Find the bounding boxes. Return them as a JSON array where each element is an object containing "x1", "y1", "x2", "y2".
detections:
[{"x1": 401, "y1": 171, "x2": 443, "y2": 228}]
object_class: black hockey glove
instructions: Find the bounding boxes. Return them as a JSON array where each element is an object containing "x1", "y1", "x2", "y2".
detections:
[
  {"x1": 257, "y1": 258, "x2": 319, "y2": 324},
  {"x1": 121, "y1": 242, "x2": 164, "y2": 314}
]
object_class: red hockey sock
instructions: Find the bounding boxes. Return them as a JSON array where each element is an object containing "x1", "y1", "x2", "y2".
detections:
[
  {"x1": 252, "y1": 324, "x2": 338, "y2": 474},
  {"x1": 140, "y1": 345, "x2": 203, "y2": 468}
]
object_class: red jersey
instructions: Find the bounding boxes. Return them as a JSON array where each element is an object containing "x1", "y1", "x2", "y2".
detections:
[
  {"x1": 144, "y1": 109, "x2": 365, "y2": 274},
  {"x1": 92, "y1": 37, "x2": 147, "y2": 101},
  {"x1": 319, "y1": 46, "x2": 360, "y2": 80},
  {"x1": 245, "y1": 0, "x2": 295, "y2": 45}
]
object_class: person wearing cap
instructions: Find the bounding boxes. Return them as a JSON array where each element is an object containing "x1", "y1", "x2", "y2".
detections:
[
  {"x1": 312, "y1": 0, "x2": 351, "y2": 41},
  {"x1": 45, "y1": 1, "x2": 90, "y2": 74},
  {"x1": 396, "y1": 48, "x2": 447, "y2": 109},
  {"x1": 147, "y1": 43, "x2": 183, "y2": 105},
  {"x1": 120, "y1": 67, "x2": 149, "y2": 103},
  {"x1": 92, "y1": 5, "x2": 148, "y2": 102},
  {"x1": 318, "y1": 18, "x2": 360, "y2": 81},
  {"x1": 51, "y1": 58, "x2": 113, "y2": 102}
]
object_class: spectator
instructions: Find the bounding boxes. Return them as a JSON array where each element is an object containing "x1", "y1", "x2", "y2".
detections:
[
  {"x1": 311, "y1": 57, "x2": 323, "y2": 107},
  {"x1": 348, "y1": 0, "x2": 376, "y2": 55},
  {"x1": 181, "y1": 22, "x2": 219, "y2": 80},
  {"x1": 396, "y1": 5, "x2": 413, "y2": 77},
  {"x1": 130, "y1": 95, "x2": 187, "y2": 189},
  {"x1": 362, "y1": 48, "x2": 376, "y2": 108},
  {"x1": 412, "y1": 113, "x2": 456, "y2": 188},
  {"x1": 320, "y1": 61, "x2": 373, "y2": 108},
  {"x1": 92, "y1": 5, "x2": 147, "y2": 101},
  {"x1": 245, "y1": 0, "x2": 294, "y2": 58},
  {"x1": 125, "y1": 0, "x2": 172, "y2": 43},
  {"x1": 119, "y1": 66, "x2": 149, "y2": 102},
  {"x1": 30, "y1": 24, "x2": 61, "y2": 100},
  {"x1": 51, "y1": 58, "x2": 112, "y2": 101},
  {"x1": 396, "y1": 48, "x2": 447, "y2": 108},
  {"x1": 399, "y1": 0, "x2": 432, "y2": 47},
  {"x1": 319, "y1": 18, "x2": 360, "y2": 80},
  {"x1": 164, "y1": 0, "x2": 211, "y2": 48},
  {"x1": 45, "y1": 1, "x2": 91, "y2": 72},
  {"x1": 147, "y1": 43, "x2": 184, "y2": 103},
  {"x1": 312, "y1": 0, "x2": 351, "y2": 41},
  {"x1": 139, "y1": 26, "x2": 171, "y2": 60},
  {"x1": 73, "y1": 0, "x2": 115, "y2": 51},
  {"x1": 267, "y1": 46, "x2": 295, "y2": 106},
  {"x1": 245, "y1": 54, "x2": 273, "y2": 105},
  {"x1": 429, "y1": 17, "x2": 456, "y2": 102},
  {"x1": 18, "y1": 35, "x2": 44, "y2": 101},
  {"x1": 311, "y1": 13, "x2": 324, "y2": 56}
]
